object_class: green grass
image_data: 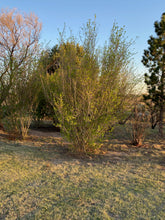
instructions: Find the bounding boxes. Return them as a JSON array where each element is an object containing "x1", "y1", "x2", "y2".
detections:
[{"x1": 0, "y1": 126, "x2": 165, "y2": 219}]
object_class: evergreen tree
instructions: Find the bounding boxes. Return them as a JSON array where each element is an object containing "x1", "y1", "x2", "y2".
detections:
[{"x1": 142, "y1": 13, "x2": 165, "y2": 136}]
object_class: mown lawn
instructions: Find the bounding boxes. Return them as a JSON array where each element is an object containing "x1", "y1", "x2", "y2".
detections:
[{"x1": 0, "y1": 126, "x2": 165, "y2": 219}]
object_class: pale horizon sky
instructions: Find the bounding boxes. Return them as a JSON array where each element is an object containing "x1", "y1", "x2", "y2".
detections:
[{"x1": 1, "y1": 0, "x2": 165, "y2": 76}]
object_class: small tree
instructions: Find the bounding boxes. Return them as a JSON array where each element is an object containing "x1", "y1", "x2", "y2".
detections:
[
  {"x1": 0, "y1": 8, "x2": 42, "y2": 138},
  {"x1": 143, "y1": 98, "x2": 159, "y2": 129},
  {"x1": 142, "y1": 13, "x2": 165, "y2": 137},
  {"x1": 0, "y1": 8, "x2": 42, "y2": 106},
  {"x1": 131, "y1": 103, "x2": 150, "y2": 146}
]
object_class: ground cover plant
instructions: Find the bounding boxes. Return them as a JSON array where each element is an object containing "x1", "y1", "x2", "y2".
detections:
[{"x1": 0, "y1": 125, "x2": 164, "y2": 219}]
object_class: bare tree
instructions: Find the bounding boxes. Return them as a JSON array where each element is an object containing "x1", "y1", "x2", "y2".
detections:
[
  {"x1": 0, "y1": 8, "x2": 42, "y2": 105},
  {"x1": 0, "y1": 8, "x2": 42, "y2": 138},
  {"x1": 131, "y1": 103, "x2": 150, "y2": 146}
]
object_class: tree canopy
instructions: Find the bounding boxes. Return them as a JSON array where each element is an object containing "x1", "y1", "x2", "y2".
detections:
[{"x1": 0, "y1": 8, "x2": 42, "y2": 106}]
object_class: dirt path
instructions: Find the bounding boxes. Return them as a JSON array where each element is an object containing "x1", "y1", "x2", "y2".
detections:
[{"x1": 28, "y1": 128, "x2": 62, "y2": 138}]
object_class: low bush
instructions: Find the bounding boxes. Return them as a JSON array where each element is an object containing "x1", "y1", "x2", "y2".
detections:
[
  {"x1": 131, "y1": 104, "x2": 150, "y2": 146},
  {"x1": 2, "y1": 113, "x2": 32, "y2": 139}
]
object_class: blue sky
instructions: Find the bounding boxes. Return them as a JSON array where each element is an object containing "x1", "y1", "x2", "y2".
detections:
[{"x1": 1, "y1": 0, "x2": 165, "y2": 75}]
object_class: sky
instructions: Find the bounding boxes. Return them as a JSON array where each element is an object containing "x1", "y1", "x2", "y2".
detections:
[{"x1": 1, "y1": 0, "x2": 165, "y2": 76}]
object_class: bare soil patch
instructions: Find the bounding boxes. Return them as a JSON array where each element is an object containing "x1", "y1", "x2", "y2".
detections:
[
  {"x1": 28, "y1": 128, "x2": 61, "y2": 138},
  {"x1": 0, "y1": 123, "x2": 165, "y2": 164}
]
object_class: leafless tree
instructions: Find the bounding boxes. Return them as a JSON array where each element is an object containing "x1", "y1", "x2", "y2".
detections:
[{"x1": 0, "y1": 8, "x2": 42, "y2": 105}]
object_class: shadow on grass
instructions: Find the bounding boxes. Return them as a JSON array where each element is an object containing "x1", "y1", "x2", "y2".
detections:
[{"x1": 0, "y1": 124, "x2": 165, "y2": 168}]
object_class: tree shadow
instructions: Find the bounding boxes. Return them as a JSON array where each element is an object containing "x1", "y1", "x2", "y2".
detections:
[{"x1": 0, "y1": 124, "x2": 165, "y2": 169}]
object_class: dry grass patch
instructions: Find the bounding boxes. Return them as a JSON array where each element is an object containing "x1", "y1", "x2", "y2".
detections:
[{"x1": 0, "y1": 125, "x2": 165, "y2": 219}]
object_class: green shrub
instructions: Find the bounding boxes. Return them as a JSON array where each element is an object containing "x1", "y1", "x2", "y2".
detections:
[{"x1": 2, "y1": 113, "x2": 32, "y2": 139}]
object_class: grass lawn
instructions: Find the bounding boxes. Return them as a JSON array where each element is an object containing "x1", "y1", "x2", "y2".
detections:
[{"x1": 0, "y1": 125, "x2": 165, "y2": 219}]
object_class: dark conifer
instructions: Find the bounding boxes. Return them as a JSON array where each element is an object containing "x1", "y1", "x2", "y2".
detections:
[{"x1": 142, "y1": 13, "x2": 165, "y2": 136}]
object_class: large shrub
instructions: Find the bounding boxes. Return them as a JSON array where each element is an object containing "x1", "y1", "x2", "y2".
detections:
[{"x1": 42, "y1": 20, "x2": 137, "y2": 153}]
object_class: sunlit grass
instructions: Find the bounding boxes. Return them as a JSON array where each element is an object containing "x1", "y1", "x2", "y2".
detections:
[{"x1": 0, "y1": 127, "x2": 165, "y2": 219}]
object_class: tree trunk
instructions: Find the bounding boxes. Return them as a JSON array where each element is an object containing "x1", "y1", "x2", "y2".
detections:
[
  {"x1": 159, "y1": 104, "x2": 164, "y2": 137},
  {"x1": 159, "y1": 67, "x2": 165, "y2": 137}
]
